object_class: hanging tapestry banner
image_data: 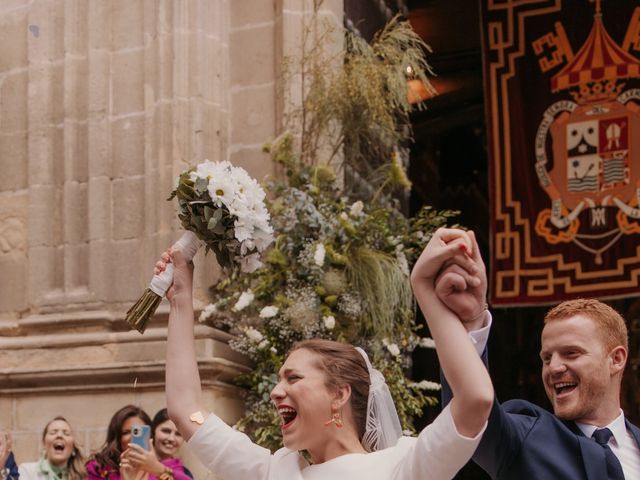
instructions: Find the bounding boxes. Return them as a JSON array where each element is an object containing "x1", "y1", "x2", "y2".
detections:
[{"x1": 483, "y1": 0, "x2": 640, "y2": 305}]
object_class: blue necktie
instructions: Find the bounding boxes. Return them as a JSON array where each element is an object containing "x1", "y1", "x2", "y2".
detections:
[{"x1": 592, "y1": 428, "x2": 625, "y2": 480}]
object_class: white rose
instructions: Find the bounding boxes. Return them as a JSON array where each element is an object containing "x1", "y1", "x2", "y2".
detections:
[
  {"x1": 350, "y1": 200, "x2": 364, "y2": 216},
  {"x1": 245, "y1": 327, "x2": 263, "y2": 343},
  {"x1": 198, "y1": 303, "x2": 218, "y2": 322},
  {"x1": 396, "y1": 252, "x2": 410, "y2": 277},
  {"x1": 410, "y1": 380, "x2": 441, "y2": 391},
  {"x1": 418, "y1": 337, "x2": 436, "y2": 349},
  {"x1": 323, "y1": 315, "x2": 336, "y2": 330},
  {"x1": 386, "y1": 343, "x2": 401, "y2": 356},
  {"x1": 232, "y1": 290, "x2": 255, "y2": 311},
  {"x1": 314, "y1": 243, "x2": 326, "y2": 266},
  {"x1": 259, "y1": 306, "x2": 279, "y2": 318}
]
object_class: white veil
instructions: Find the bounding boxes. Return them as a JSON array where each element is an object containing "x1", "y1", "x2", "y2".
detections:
[{"x1": 355, "y1": 347, "x2": 403, "y2": 451}]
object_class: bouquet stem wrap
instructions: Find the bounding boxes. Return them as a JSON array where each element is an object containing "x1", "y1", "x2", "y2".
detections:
[{"x1": 126, "y1": 231, "x2": 203, "y2": 333}]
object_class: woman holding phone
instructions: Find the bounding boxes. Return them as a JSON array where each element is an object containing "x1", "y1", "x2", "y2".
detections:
[
  {"x1": 86, "y1": 405, "x2": 152, "y2": 480},
  {"x1": 120, "y1": 409, "x2": 192, "y2": 480}
]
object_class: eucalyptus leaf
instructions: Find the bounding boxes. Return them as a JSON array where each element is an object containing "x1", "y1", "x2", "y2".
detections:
[{"x1": 195, "y1": 177, "x2": 208, "y2": 194}]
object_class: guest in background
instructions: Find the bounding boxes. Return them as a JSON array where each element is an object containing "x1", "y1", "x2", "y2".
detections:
[
  {"x1": 0, "y1": 430, "x2": 19, "y2": 480},
  {"x1": 86, "y1": 405, "x2": 151, "y2": 480},
  {"x1": 19, "y1": 416, "x2": 86, "y2": 480},
  {"x1": 120, "y1": 409, "x2": 192, "y2": 479}
]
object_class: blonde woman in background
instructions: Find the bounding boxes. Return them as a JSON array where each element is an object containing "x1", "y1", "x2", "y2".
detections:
[{"x1": 19, "y1": 416, "x2": 86, "y2": 480}]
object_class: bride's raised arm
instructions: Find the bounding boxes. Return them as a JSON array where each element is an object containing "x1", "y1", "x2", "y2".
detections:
[
  {"x1": 410, "y1": 228, "x2": 494, "y2": 438},
  {"x1": 161, "y1": 248, "x2": 202, "y2": 440},
  {"x1": 161, "y1": 248, "x2": 272, "y2": 480}
]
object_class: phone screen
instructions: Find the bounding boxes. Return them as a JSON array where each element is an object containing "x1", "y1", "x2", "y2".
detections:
[{"x1": 131, "y1": 425, "x2": 151, "y2": 450}]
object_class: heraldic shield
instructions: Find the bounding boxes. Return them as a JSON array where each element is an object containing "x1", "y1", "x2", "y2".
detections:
[
  {"x1": 484, "y1": 0, "x2": 640, "y2": 304},
  {"x1": 534, "y1": 2, "x2": 640, "y2": 265}
]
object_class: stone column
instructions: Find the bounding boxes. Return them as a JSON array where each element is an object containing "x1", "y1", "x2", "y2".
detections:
[
  {"x1": 0, "y1": 1, "x2": 343, "y2": 477},
  {"x1": 0, "y1": 3, "x2": 242, "y2": 477}
]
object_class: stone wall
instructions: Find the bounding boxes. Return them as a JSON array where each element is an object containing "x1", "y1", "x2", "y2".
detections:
[{"x1": 0, "y1": 0, "x2": 342, "y2": 478}]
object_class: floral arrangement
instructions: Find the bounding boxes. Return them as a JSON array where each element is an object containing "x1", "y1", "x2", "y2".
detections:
[
  {"x1": 199, "y1": 135, "x2": 455, "y2": 449},
  {"x1": 197, "y1": 9, "x2": 454, "y2": 450},
  {"x1": 126, "y1": 160, "x2": 273, "y2": 333}
]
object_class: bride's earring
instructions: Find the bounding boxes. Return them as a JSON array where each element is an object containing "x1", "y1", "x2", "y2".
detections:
[{"x1": 324, "y1": 409, "x2": 343, "y2": 428}]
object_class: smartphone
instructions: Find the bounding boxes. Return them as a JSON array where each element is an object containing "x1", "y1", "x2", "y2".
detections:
[{"x1": 131, "y1": 424, "x2": 150, "y2": 450}]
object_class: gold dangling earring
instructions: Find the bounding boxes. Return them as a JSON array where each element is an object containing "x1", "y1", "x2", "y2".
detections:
[{"x1": 324, "y1": 409, "x2": 343, "y2": 428}]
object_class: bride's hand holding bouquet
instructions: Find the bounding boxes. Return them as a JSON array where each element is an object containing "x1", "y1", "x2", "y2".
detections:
[{"x1": 126, "y1": 160, "x2": 273, "y2": 333}]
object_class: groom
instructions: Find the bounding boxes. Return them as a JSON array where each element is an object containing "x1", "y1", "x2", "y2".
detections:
[{"x1": 434, "y1": 230, "x2": 640, "y2": 479}]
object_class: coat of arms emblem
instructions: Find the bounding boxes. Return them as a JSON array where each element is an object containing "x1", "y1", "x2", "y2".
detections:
[{"x1": 533, "y1": 1, "x2": 640, "y2": 264}]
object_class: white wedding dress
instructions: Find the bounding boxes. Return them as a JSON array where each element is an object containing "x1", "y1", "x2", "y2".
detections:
[{"x1": 187, "y1": 404, "x2": 484, "y2": 480}]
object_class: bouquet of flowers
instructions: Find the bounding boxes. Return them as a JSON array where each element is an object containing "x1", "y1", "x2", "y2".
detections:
[{"x1": 126, "y1": 160, "x2": 274, "y2": 333}]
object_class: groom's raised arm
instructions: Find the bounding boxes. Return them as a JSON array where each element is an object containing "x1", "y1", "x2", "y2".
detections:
[{"x1": 434, "y1": 234, "x2": 538, "y2": 479}]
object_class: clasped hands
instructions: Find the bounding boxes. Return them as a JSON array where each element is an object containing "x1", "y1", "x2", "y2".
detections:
[{"x1": 412, "y1": 228, "x2": 488, "y2": 331}]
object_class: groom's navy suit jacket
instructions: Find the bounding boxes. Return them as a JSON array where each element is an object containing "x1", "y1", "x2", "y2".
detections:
[{"x1": 442, "y1": 351, "x2": 640, "y2": 479}]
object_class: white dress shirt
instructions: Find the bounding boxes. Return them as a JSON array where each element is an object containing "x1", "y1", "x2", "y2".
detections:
[{"x1": 577, "y1": 412, "x2": 640, "y2": 479}]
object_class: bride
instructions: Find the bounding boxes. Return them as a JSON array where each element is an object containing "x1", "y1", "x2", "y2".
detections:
[{"x1": 159, "y1": 228, "x2": 493, "y2": 479}]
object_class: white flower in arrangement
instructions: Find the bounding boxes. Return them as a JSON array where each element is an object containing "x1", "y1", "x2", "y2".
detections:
[
  {"x1": 386, "y1": 343, "x2": 401, "y2": 357},
  {"x1": 418, "y1": 337, "x2": 436, "y2": 349},
  {"x1": 259, "y1": 306, "x2": 279, "y2": 318},
  {"x1": 314, "y1": 243, "x2": 326, "y2": 266},
  {"x1": 285, "y1": 287, "x2": 320, "y2": 332},
  {"x1": 189, "y1": 160, "x2": 220, "y2": 182},
  {"x1": 409, "y1": 380, "x2": 441, "y2": 391},
  {"x1": 253, "y1": 225, "x2": 275, "y2": 251},
  {"x1": 208, "y1": 176, "x2": 238, "y2": 208},
  {"x1": 323, "y1": 315, "x2": 336, "y2": 330},
  {"x1": 258, "y1": 339, "x2": 270, "y2": 349},
  {"x1": 233, "y1": 290, "x2": 255, "y2": 311},
  {"x1": 388, "y1": 235, "x2": 402, "y2": 247},
  {"x1": 396, "y1": 251, "x2": 410, "y2": 277},
  {"x1": 350, "y1": 200, "x2": 364, "y2": 216},
  {"x1": 270, "y1": 346, "x2": 278, "y2": 354},
  {"x1": 339, "y1": 212, "x2": 349, "y2": 221},
  {"x1": 244, "y1": 327, "x2": 264, "y2": 343},
  {"x1": 239, "y1": 252, "x2": 263, "y2": 273},
  {"x1": 198, "y1": 303, "x2": 219, "y2": 322}
]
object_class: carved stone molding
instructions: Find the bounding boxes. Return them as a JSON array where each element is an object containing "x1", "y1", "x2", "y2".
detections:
[
  {"x1": 0, "y1": 319, "x2": 249, "y2": 395},
  {"x1": 0, "y1": 216, "x2": 26, "y2": 253}
]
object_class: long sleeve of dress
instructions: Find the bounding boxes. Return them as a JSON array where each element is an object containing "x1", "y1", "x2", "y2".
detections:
[
  {"x1": 393, "y1": 404, "x2": 486, "y2": 480},
  {"x1": 186, "y1": 414, "x2": 273, "y2": 480}
]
